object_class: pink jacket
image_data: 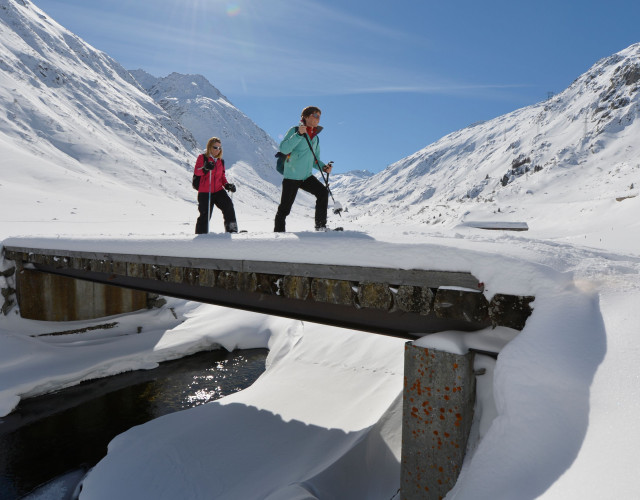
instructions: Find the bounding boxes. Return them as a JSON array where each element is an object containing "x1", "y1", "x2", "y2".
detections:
[{"x1": 194, "y1": 155, "x2": 229, "y2": 194}]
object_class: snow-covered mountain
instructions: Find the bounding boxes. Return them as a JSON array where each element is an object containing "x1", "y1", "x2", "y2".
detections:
[
  {"x1": 337, "y1": 43, "x2": 640, "y2": 236},
  {"x1": 129, "y1": 70, "x2": 282, "y2": 204},
  {"x1": 329, "y1": 169, "x2": 375, "y2": 191},
  {"x1": 130, "y1": 71, "x2": 279, "y2": 181},
  {"x1": 2, "y1": 0, "x2": 639, "y2": 242},
  {"x1": 0, "y1": 0, "x2": 198, "y2": 193},
  {"x1": 0, "y1": 0, "x2": 282, "y2": 234}
]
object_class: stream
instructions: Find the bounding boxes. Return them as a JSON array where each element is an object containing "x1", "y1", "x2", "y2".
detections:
[{"x1": 0, "y1": 348, "x2": 268, "y2": 500}]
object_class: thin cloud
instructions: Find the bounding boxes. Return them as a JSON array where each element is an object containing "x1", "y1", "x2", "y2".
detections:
[
  {"x1": 38, "y1": 0, "x2": 524, "y2": 101},
  {"x1": 352, "y1": 84, "x2": 533, "y2": 94},
  {"x1": 291, "y1": 0, "x2": 432, "y2": 48}
]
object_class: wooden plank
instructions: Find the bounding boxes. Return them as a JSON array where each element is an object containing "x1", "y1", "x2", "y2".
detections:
[{"x1": 462, "y1": 221, "x2": 528, "y2": 231}]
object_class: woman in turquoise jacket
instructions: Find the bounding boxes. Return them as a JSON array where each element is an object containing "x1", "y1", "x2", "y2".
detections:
[{"x1": 274, "y1": 106, "x2": 333, "y2": 232}]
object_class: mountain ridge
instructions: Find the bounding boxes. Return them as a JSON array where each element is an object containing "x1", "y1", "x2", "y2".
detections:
[
  {"x1": 129, "y1": 69, "x2": 283, "y2": 204},
  {"x1": 334, "y1": 42, "x2": 640, "y2": 232}
]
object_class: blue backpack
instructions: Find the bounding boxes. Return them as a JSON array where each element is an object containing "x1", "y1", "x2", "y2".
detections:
[{"x1": 274, "y1": 152, "x2": 289, "y2": 175}]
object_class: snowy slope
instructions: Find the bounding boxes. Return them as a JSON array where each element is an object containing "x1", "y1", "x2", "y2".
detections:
[
  {"x1": 0, "y1": 0, "x2": 285, "y2": 234},
  {"x1": 336, "y1": 43, "x2": 640, "y2": 249},
  {"x1": 0, "y1": 0, "x2": 199, "y2": 190},
  {"x1": 328, "y1": 169, "x2": 375, "y2": 203}
]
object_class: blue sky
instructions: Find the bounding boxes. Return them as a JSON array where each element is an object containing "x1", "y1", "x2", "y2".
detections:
[{"x1": 35, "y1": 0, "x2": 640, "y2": 174}]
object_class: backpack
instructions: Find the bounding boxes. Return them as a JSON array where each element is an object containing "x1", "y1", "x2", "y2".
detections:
[
  {"x1": 275, "y1": 152, "x2": 289, "y2": 175},
  {"x1": 192, "y1": 155, "x2": 223, "y2": 190}
]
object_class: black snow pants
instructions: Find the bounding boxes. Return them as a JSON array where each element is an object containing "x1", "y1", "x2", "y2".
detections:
[
  {"x1": 274, "y1": 176, "x2": 328, "y2": 232},
  {"x1": 195, "y1": 190, "x2": 237, "y2": 234}
]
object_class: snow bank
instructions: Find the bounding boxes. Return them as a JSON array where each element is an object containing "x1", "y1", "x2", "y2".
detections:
[{"x1": 79, "y1": 323, "x2": 407, "y2": 500}]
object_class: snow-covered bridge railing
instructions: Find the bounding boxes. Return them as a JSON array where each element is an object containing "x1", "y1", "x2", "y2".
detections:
[{"x1": 2, "y1": 244, "x2": 533, "y2": 338}]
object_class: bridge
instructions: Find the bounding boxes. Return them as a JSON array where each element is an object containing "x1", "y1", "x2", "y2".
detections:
[
  {"x1": 2, "y1": 241, "x2": 533, "y2": 337},
  {"x1": 1, "y1": 237, "x2": 534, "y2": 499}
]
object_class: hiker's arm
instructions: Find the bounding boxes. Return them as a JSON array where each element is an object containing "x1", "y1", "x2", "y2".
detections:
[
  {"x1": 279, "y1": 127, "x2": 304, "y2": 154},
  {"x1": 194, "y1": 154, "x2": 206, "y2": 176}
]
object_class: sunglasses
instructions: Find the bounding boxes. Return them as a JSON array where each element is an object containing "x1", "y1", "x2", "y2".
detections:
[
  {"x1": 211, "y1": 146, "x2": 221, "y2": 150},
  {"x1": 310, "y1": 113, "x2": 321, "y2": 118}
]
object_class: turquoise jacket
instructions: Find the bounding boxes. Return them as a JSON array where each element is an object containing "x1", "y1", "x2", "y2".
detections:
[{"x1": 278, "y1": 126, "x2": 325, "y2": 180}]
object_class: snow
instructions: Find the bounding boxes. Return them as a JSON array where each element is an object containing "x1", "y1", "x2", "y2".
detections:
[
  {"x1": 1, "y1": 1, "x2": 640, "y2": 498},
  {"x1": 78, "y1": 322, "x2": 405, "y2": 500},
  {"x1": 2, "y1": 224, "x2": 638, "y2": 500}
]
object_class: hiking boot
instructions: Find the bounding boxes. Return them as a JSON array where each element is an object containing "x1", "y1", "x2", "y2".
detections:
[{"x1": 226, "y1": 222, "x2": 238, "y2": 233}]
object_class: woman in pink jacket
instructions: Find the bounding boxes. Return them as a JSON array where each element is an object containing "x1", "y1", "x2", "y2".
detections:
[{"x1": 194, "y1": 137, "x2": 238, "y2": 234}]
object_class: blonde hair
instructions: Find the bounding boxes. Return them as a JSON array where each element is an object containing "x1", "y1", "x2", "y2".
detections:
[{"x1": 206, "y1": 137, "x2": 223, "y2": 158}]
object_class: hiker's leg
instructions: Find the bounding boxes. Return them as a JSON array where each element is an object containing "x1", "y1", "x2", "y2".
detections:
[
  {"x1": 213, "y1": 190, "x2": 238, "y2": 232},
  {"x1": 274, "y1": 179, "x2": 301, "y2": 232},
  {"x1": 195, "y1": 192, "x2": 213, "y2": 234},
  {"x1": 301, "y1": 176, "x2": 329, "y2": 229}
]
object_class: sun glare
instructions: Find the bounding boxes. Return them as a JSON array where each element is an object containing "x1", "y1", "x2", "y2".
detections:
[{"x1": 226, "y1": 3, "x2": 241, "y2": 17}]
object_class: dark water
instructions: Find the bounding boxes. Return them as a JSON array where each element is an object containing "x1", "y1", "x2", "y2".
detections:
[{"x1": 0, "y1": 348, "x2": 268, "y2": 500}]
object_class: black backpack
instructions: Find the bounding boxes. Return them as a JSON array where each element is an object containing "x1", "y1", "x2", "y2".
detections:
[
  {"x1": 191, "y1": 173, "x2": 200, "y2": 190},
  {"x1": 192, "y1": 155, "x2": 223, "y2": 190}
]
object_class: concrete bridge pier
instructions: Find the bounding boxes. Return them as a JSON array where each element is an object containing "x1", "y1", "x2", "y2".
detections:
[{"x1": 401, "y1": 343, "x2": 476, "y2": 499}]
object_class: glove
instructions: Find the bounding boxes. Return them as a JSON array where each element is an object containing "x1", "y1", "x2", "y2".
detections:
[
  {"x1": 225, "y1": 183, "x2": 236, "y2": 193},
  {"x1": 202, "y1": 161, "x2": 213, "y2": 173}
]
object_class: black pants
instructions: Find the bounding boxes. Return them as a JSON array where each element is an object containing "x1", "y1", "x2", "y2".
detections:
[
  {"x1": 195, "y1": 190, "x2": 237, "y2": 234},
  {"x1": 274, "y1": 176, "x2": 328, "y2": 232}
]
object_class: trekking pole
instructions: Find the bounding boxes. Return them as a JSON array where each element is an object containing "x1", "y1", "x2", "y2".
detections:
[
  {"x1": 324, "y1": 164, "x2": 343, "y2": 215},
  {"x1": 302, "y1": 134, "x2": 342, "y2": 217},
  {"x1": 207, "y1": 167, "x2": 212, "y2": 233}
]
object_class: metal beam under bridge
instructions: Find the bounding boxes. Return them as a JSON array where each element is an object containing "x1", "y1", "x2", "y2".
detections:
[{"x1": 3, "y1": 245, "x2": 533, "y2": 338}]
